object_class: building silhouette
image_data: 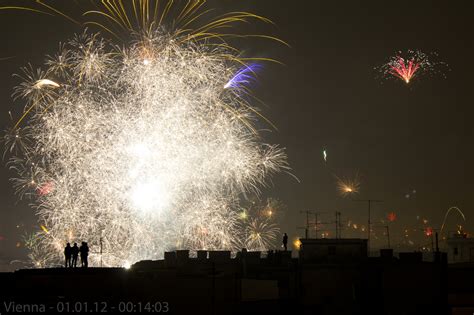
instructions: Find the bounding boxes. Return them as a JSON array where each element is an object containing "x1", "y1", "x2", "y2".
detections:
[{"x1": 1, "y1": 238, "x2": 473, "y2": 314}]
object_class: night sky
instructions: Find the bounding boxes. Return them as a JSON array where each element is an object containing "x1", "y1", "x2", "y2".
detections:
[{"x1": 0, "y1": 0, "x2": 472, "y2": 270}]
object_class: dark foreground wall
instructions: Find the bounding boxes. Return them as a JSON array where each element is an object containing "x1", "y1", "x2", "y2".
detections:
[{"x1": 0, "y1": 252, "x2": 462, "y2": 315}]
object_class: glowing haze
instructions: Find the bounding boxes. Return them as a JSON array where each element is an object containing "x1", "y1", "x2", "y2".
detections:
[{"x1": 6, "y1": 27, "x2": 288, "y2": 267}]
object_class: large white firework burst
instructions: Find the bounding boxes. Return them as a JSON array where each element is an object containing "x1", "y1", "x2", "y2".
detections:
[{"x1": 5, "y1": 27, "x2": 287, "y2": 267}]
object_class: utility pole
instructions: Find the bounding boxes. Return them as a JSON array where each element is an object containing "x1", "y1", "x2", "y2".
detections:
[
  {"x1": 298, "y1": 211, "x2": 328, "y2": 239},
  {"x1": 353, "y1": 199, "x2": 383, "y2": 254},
  {"x1": 430, "y1": 232, "x2": 434, "y2": 252},
  {"x1": 314, "y1": 213, "x2": 318, "y2": 238},
  {"x1": 335, "y1": 211, "x2": 343, "y2": 239},
  {"x1": 385, "y1": 225, "x2": 390, "y2": 248},
  {"x1": 313, "y1": 212, "x2": 329, "y2": 239},
  {"x1": 299, "y1": 210, "x2": 315, "y2": 239},
  {"x1": 435, "y1": 232, "x2": 439, "y2": 253}
]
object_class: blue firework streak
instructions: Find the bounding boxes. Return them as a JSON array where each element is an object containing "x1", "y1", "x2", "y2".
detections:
[{"x1": 224, "y1": 63, "x2": 263, "y2": 90}]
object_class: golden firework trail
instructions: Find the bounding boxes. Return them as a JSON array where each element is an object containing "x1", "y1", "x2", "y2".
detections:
[
  {"x1": 440, "y1": 206, "x2": 466, "y2": 235},
  {"x1": 3, "y1": 0, "x2": 287, "y2": 134}
]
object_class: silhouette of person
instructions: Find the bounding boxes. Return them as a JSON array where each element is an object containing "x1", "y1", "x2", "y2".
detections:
[
  {"x1": 282, "y1": 233, "x2": 288, "y2": 251},
  {"x1": 64, "y1": 243, "x2": 72, "y2": 268},
  {"x1": 80, "y1": 242, "x2": 89, "y2": 268},
  {"x1": 71, "y1": 243, "x2": 79, "y2": 267}
]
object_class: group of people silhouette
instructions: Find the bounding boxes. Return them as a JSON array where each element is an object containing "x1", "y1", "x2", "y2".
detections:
[{"x1": 64, "y1": 242, "x2": 89, "y2": 268}]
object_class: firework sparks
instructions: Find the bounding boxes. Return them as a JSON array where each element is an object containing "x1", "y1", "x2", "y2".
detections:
[
  {"x1": 389, "y1": 56, "x2": 420, "y2": 83},
  {"x1": 224, "y1": 63, "x2": 262, "y2": 90},
  {"x1": 425, "y1": 227, "x2": 433, "y2": 237},
  {"x1": 0, "y1": 56, "x2": 14, "y2": 61},
  {"x1": 242, "y1": 218, "x2": 279, "y2": 252},
  {"x1": 378, "y1": 50, "x2": 445, "y2": 84},
  {"x1": 260, "y1": 198, "x2": 285, "y2": 219},
  {"x1": 40, "y1": 225, "x2": 49, "y2": 234},
  {"x1": 236, "y1": 198, "x2": 284, "y2": 251},
  {"x1": 5, "y1": 3, "x2": 288, "y2": 267},
  {"x1": 293, "y1": 238, "x2": 301, "y2": 250},
  {"x1": 239, "y1": 210, "x2": 249, "y2": 220},
  {"x1": 33, "y1": 79, "x2": 60, "y2": 89},
  {"x1": 336, "y1": 175, "x2": 360, "y2": 197},
  {"x1": 440, "y1": 206, "x2": 466, "y2": 235},
  {"x1": 387, "y1": 212, "x2": 397, "y2": 222},
  {"x1": 37, "y1": 181, "x2": 54, "y2": 196}
]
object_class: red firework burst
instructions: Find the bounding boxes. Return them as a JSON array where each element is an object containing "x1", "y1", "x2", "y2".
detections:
[
  {"x1": 37, "y1": 181, "x2": 54, "y2": 196},
  {"x1": 425, "y1": 227, "x2": 433, "y2": 236},
  {"x1": 379, "y1": 50, "x2": 444, "y2": 84},
  {"x1": 389, "y1": 57, "x2": 420, "y2": 83},
  {"x1": 387, "y1": 212, "x2": 397, "y2": 222}
]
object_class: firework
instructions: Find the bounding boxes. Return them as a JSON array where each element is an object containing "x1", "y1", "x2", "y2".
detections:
[
  {"x1": 242, "y1": 218, "x2": 279, "y2": 252},
  {"x1": 387, "y1": 212, "x2": 397, "y2": 222},
  {"x1": 236, "y1": 198, "x2": 283, "y2": 251},
  {"x1": 224, "y1": 63, "x2": 262, "y2": 90},
  {"x1": 239, "y1": 210, "x2": 249, "y2": 220},
  {"x1": 40, "y1": 225, "x2": 49, "y2": 234},
  {"x1": 5, "y1": 2, "x2": 288, "y2": 267},
  {"x1": 389, "y1": 56, "x2": 420, "y2": 83},
  {"x1": 336, "y1": 175, "x2": 360, "y2": 197},
  {"x1": 260, "y1": 198, "x2": 285, "y2": 219},
  {"x1": 323, "y1": 149, "x2": 327, "y2": 162},
  {"x1": 440, "y1": 206, "x2": 466, "y2": 235},
  {"x1": 425, "y1": 227, "x2": 433, "y2": 237},
  {"x1": 379, "y1": 50, "x2": 445, "y2": 84},
  {"x1": 33, "y1": 79, "x2": 60, "y2": 89},
  {"x1": 293, "y1": 238, "x2": 301, "y2": 250}
]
